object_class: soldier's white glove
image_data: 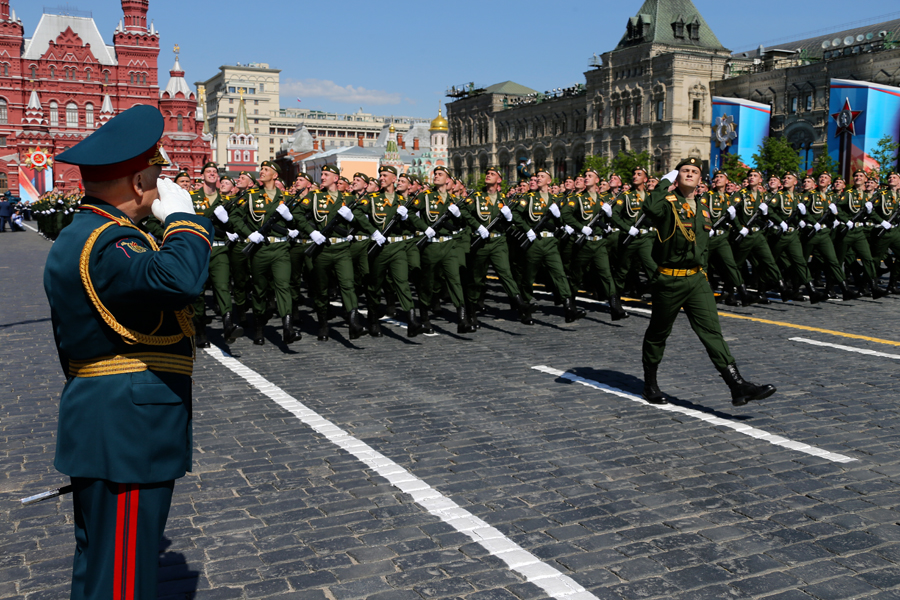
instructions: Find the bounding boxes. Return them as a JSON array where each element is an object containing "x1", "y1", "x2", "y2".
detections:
[
  {"x1": 664, "y1": 169, "x2": 679, "y2": 182},
  {"x1": 865, "y1": 201, "x2": 873, "y2": 214},
  {"x1": 276, "y1": 204, "x2": 293, "y2": 221},
  {"x1": 798, "y1": 220, "x2": 807, "y2": 228},
  {"x1": 564, "y1": 225, "x2": 574, "y2": 235},
  {"x1": 288, "y1": 229, "x2": 300, "y2": 239},
  {"x1": 739, "y1": 227, "x2": 749, "y2": 237},
  {"x1": 447, "y1": 204, "x2": 461, "y2": 218},
  {"x1": 759, "y1": 203, "x2": 768, "y2": 215},
  {"x1": 814, "y1": 223, "x2": 822, "y2": 232},
  {"x1": 153, "y1": 177, "x2": 194, "y2": 222},
  {"x1": 581, "y1": 226, "x2": 593, "y2": 236},
  {"x1": 214, "y1": 206, "x2": 229, "y2": 223},
  {"x1": 424, "y1": 227, "x2": 436, "y2": 239},
  {"x1": 628, "y1": 226, "x2": 640, "y2": 237},
  {"x1": 226, "y1": 232, "x2": 239, "y2": 242},
  {"x1": 709, "y1": 229, "x2": 716, "y2": 237},
  {"x1": 797, "y1": 203, "x2": 807, "y2": 216},
  {"x1": 549, "y1": 204, "x2": 561, "y2": 218},
  {"x1": 372, "y1": 230, "x2": 386, "y2": 245},
  {"x1": 780, "y1": 221, "x2": 788, "y2": 232},
  {"x1": 397, "y1": 205, "x2": 408, "y2": 220},
  {"x1": 501, "y1": 206, "x2": 513, "y2": 221},
  {"x1": 601, "y1": 203, "x2": 613, "y2": 217},
  {"x1": 248, "y1": 231, "x2": 265, "y2": 244},
  {"x1": 882, "y1": 221, "x2": 893, "y2": 230},
  {"x1": 727, "y1": 205, "x2": 736, "y2": 220},
  {"x1": 310, "y1": 230, "x2": 326, "y2": 245},
  {"x1": 846, "y1": 221, "x2": 854, "y2": 230},
  {"x1": 526, "y1": 229, "x2": 537, "y2": 242},
  {"x1": 477, "y1": 225, "x2": 490, "y2": 239},
  {"x1": 829, "y1": 203, "x2": 838, "y2": 215},
  {"x1": 337, "y1": 206, "x2": 354, "y2": 222}
]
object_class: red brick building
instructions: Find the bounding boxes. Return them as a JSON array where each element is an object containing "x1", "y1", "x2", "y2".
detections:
[{"x1": 0, "y1": 0, "x2": 210, "y2": 197}]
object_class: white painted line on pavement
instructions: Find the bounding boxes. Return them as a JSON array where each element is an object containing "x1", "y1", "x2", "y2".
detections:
[
  {"x1": 23, "y1": 223, "x2": 38, "y2": 232},
  {"x1": 532, "y1": 365, "x2": 857, "y2": 464},
  {"x1": 790, "y1": 337, "x2": 900, "y2": 360},
  {"x1": 204, "y1": 346, "x2": 600, "y2": 600}
]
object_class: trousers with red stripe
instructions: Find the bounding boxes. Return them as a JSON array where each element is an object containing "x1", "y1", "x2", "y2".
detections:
[{"x1": 71, "y1": 478, "x2": 174, "y2": 600}]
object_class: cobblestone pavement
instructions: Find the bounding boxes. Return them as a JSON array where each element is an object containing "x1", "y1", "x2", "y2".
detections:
[{"x1": 3, "y1": 228, "x2": 900, "y2": 599}]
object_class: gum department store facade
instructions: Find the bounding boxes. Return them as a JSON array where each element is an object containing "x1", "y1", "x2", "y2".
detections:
[{"x1": 446, "y1": 0, "x2": 900, "y2": 182}]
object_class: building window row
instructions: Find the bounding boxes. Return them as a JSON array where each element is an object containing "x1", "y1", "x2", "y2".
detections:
[
  {"x1": 130, "y1": 72, "x2": 148, "y2": 85},
  {"x1": 28, "y1": 64, "x2": 107, "y2": 82},
  {"x1": 614, "y1": 66, "x2": 644, "y2": 80},
  {"x1": 789, "y1": 94, "x2": 815, "y2": 114},
  {"x1": 42, "y1": 101, "x2": 96, "y2": 128}
]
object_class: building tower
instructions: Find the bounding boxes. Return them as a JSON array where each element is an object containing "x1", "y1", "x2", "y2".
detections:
[
  {"x1": 381, "y1": 124, "x2": 404, "y2": 173},
  {"x1": 225, "y1": 88, "x2": 258, "y2": 172},
  {"x1": 158, "y1": 45, "x2": 210, "y2": 176},
  {"x1": 121, "y1": 0, "x2": 149, "y2": 32}
]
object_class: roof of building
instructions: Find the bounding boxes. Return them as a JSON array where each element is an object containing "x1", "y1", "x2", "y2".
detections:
[
  {"x1": 23, "y1": 13, "x2": 117, "y2": 65},
  {"x1": 485, "y1": 81, "x2": 539, "y2": 96},
  {"x1": 736, "y1": 18, "x2": 900, "y2": 58},
  {"x1": 614, "y1": 0, "x2": 725, "y2": 51},
  {"x1": 161, "y1": 57, "x2": 193, "y2": 98}
]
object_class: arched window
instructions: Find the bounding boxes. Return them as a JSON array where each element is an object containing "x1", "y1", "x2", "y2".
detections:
[
  {"x1": 103, "y1": 70, "x2": 109, "y2": 83},
  {"x1": 243, "y1": 150, "x2": 250, "y2": 162},
  {"x1": 0, "y1": 99, "x2": 6, "y2": 125},
  {"x1": 85, "y1": 103, "x2": 94, "y2": 129},
  {"x1": 31, "y1": 65, "x2": 37, "y2": 78},
  {"x1": 1, "y1": 64, "x2": 8, "y2": 76},
  {"x1": 0, "y1": 172, "x2": 7, "y2": 193},
  {"x1": 141, "y1": 73, "x2": 146, "y2": 84},
  {"x1": 50, "y1": 66, "x2": 56, "y2": 78},
  {"x1": 130, "y1": 72, "x2": 134, "y2": 84},
  {"x1": 85, "y1": 68, "x2": 91, "y2": 81},
  {"x1": 66, "y1": 102, "x2": 78, "y2": 127},
  {"x1": 176, "y1": 114, "x2": 183, "y2": 131},
  {"x1": 49, "y1": 101, "x2": 59, "y2": 127}
]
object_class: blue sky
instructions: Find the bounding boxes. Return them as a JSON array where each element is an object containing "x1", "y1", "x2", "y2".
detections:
[{"x1": 16, "y1": 0, "x2": 900, "y2": 118}]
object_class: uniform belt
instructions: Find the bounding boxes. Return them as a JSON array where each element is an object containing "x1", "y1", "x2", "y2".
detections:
[
  {"x1": 428, "y1": 236, "x2": 454, "y2": 243},
  {"x1": 639, "y1": 228, "x2": 655, "y2": 234},
  {"x1": 386, "y1": 235, "x2": 406, "y2": 243},
  {"x1": 586, "y1": 235, "x2": 604, "y2": 241},
  {"x1": 657, "y1": 266, "x2": 701, "y2": 277},
  {"x1": 211, "y1": 240, "x2": 227, "y2": 247},
  {"x1": 328, "y1": 237, "x2": 349, "y2": 245},
  {"x1": 268, "y1": 236, "x2": 288, "y2": 243},
  {"x1": 68, "y1": 352, "x2": 194, "y2": 378},
  {"x1": 786, "y1": 227, "x2": 795, "y2": 233},
  {"x1": 352, "y1": 235, "x2": 369, "y2": 241},
  {"x1": 750, "y1": 227, "x2": 760, "y2": 232},
  {"x1": 489, "y1": 232, "x2": 503, "y2": 238},
  {"x1": 539, "y1": 231, "x2": 555, "y2": 238}
]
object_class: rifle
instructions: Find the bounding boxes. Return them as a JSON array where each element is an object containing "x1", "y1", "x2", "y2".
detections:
[
  {"x1": 619, "y1": 213, "x2": 646, "y2": 248},
  {"x1": 214, "y1": 194, "x2": 244, "y2": 250},
  {"x1": 305, "y1": 197, "x2": 362, "y2": 258},
  {"x1": 800, "y1": 202, "x2": 837, "y2": 241},
  {"x1": 368, "y1": 195, "x2": 418, "y2": 258},
  {"x1": 242, "y1": 196, "x2": 301, "y2": 259},
  {"x1": 874, "y1": 202, "x2": 900, "y2": 238},
  {"x1": 415, "y1": 196, "x2": 467, "y2": 250},
  {"x1": 572, "y1": 205, "x2": 610, "y2": 250},
  {"x1": 730, "y1": 206, "x2": 764, "y2": 243},
  {"x1": 519, "y1": 209, "x2": 557, "y2": 250},
  {"x1": 834, "y1": 201, "x2": 874, "y2": 241},
  {"x1": 470, "y1": 198, "x2": 513, "y2": 251}
]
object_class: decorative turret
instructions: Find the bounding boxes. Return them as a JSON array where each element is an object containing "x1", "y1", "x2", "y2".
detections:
[
  {"x1": 381, "y1": 123, "x2": 404, "y2": 173},
  {"x1": 121, "y1": 0, "x2": 149, "y2": 32},
  {"x1": 430, "y1": 108, "x2": 449, "y2": 132},
  {"x1": 24, "y1": 90, "x2": 44, "y2": 126},
  {"x1": 99, "y1": 94, "x2": 115, "y2": 125},
  {"x1": 430, "y1": 107, "x2": 448, "y2": 159}
]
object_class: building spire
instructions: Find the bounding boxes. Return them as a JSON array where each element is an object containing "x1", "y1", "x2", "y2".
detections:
[
  {"x1": 121, "y1": 0, "x2": 148, "y2": 32},
  {"x1": 234, "y1": 88, "x2": 251, "y2": 135}
]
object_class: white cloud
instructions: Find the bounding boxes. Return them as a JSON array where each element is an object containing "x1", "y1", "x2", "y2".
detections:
[{"x1": 281, "y1": 78, "x2": 403, "y2": 105}]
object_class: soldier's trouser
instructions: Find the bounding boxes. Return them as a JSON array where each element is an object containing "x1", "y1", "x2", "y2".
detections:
[
  {"x1": 466, "y1": 236, "x2": 520, "y2": 305},
  {"x1": 289, "y1": 242, "x2": 308, "y2": 309},
  {"x1": 419, "y1": 239, "x2": 465, "y2": 309},
  {"x1": 614, "y1": 234, "x2": 657, "y2": 290},
  {"x1": 802, "y1": 230, "x2": 845, "y2": 284},
  {"x1": 368, "y1": 241, "x2": 414, "y2": 313},
  {"x1": 870, "y1": 228, "x2": 900, "y2": 278},
  {"x1": 836, "y1": 229, "x2": 877, "y2": 281},
  {"x1": 732, "y1": 232, "x2": 782, "y2": 285},
  {"x1": 310, "y1": 241, "x2": 358, "y2": 313},
  {"x1": 208, "y1": 244, "x2": 233, "y2": 314},
  {"x1": 573, "y1": 239, "x2": 616, "y2": 299},
  {"x1": 250, "y1": 242, "x2": 292, "y2": 318},
  {"x1": 350, "y1": 239, "x2": 370, "y2": 295},
  {"x1": 521, "y1": 237, "x2": 572, "y2": 303},
  {"x1": 708, "y1": 234, "x2": 744, "y2": 288},
  {"x1": 229, "y1": 243, "x2": 252, "y2": 310},
  {"x1": 405, "y1": 239, "x2": 421, "y2": 286},
  {"x1": 767, "y1": 231, "x2": 811, "y2": 283},
  {"x1": 642, "y1": 270, "x2": 736, "y2": 370},
  {"x1": 70, "y1": 478, "x2": 174, "y2": 600}
]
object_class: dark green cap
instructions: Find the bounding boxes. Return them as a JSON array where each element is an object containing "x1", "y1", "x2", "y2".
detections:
[
  {"x1": 239, "y1": 171, "x2": 258, "y2": 186},
  {"x1": 202, "y1": 161, "x2": 218, "y2": 172},
  {"x1": 379, "y1": 165, "x2": 398, "y2": 176},
  {"x1": 174, "y1": 170, "x2": 191, "y2": 181},
  {"x1": 260, "y1": 160, "x2": 281, "y2": 174},
  {"x1": 674, "y1": 157, "x2": 702, "y2": 171},
  {"x1": 322, "y1": 164, "x2": 340, "y2": 175}
]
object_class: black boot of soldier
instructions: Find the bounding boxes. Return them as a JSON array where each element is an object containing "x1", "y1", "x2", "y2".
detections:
[
  {"x1": 642, "y1": 363, "x2": 667, "y2": 405},
  {"x1": 722, "y1": 286, "x2": 739, "y2": 306},
  {"x1": 406, "y1": 309, "x2": 422, "y2": 338},
  {"x1": 316, "y1": 311, "x2": 329, "y2": 341},
  {"x1": 777, "y1": 280, "x2": 793, "y2": 302},
  {"x1": 718, "y1": 363, "x2": 776, "y2": 407},
  {"x1": 253, "y1": 316, "x2": 266, "y2": 346},
  {"x1": 737, "y1": 284, "x2": 758, "y2": 306},
  {"x1": 222, "y1": 311, "x2": 244, "y2": 343},
  {"x1": 467, "y1": 302, "x2": 480, "y2": 330},
  {"x1": 839, "y1": 281, "x2": 860, "y2": 301},
  {"x1": 887, "y1": 277, "x2": 900, "y2": 295},
  {"x1": 564, "y1": 296, "x2": 585, "y2": 323},
  {"x1": 457, "y1": 306, "x2": 474, "y2": 334},
  {"x1": 193, "y1": 318, "x2": 210, "y2": 349},
  {"x1": 804, "y1": 282, "x2": 827, "y2": 305},
  {"x1": 871, "y1": 280, "x2": 889, "y2": 299},
  {"x1": 368, "y1": 317, "x2": 383, "y2": 338},
  {"x1": 348, "y1": 309, "x2": 365, "y2": 340},
  {"x1": 515, "y1": 294, "x2": 534, "y2": 325},
  {"x1": 282, "y1": 315, "x2": 299, "y2": 344},
  {"x1": 419, "y1": 304, "x2": 434, "y2": 335},
  {"x1": 609, "y1": 295, "x2": 629, "y2": 321}
]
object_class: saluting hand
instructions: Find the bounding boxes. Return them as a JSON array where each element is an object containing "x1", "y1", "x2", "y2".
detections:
[{"x1": 153, "y1": 178, "x2": 194, "y2": 222}]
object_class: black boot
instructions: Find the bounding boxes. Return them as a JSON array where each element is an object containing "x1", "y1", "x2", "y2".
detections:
[
  {"x1": 871, "y1": 280, "x2": 889, "y2": 299},
  {"x1": 515, "y1": 294, "x2": 534, "y2": 325},
  {"x1": 839, "y1": 280, "x2": 860, "y2": 301},
  {"x1": 316, "y1": 311, "x2": 329, "y2": 341},
  {"x1": 348, "y1": 309, "x2": 365, "y2": 340},
  {"x1": 718, "y1": 363, "x2": 776, "y2": 407},
  {"x1": 887, "y1": 277, "x2": 900, "y2": 295},
  {"x1": 369, "y1": 318, "x2": 383, "y2": 338},
  {"x1": 406, "y1": 309, "x2": 422, "y2": 338},
  {"x1": 609, "y1": 295, "x2": 629, "y2": 321},
  {"x1": 457, "y1": 306, "x2": 474, "y2": 334},
  {"x1": 722, "y1": 287, "x2": 740, "y2": 306},
  {"x1": 194, "y1": 327, "x2": 210, "y2": 349},
  {"x1": 642, "y1": 363, "x2": 667, "y2": 404},
  {"x1": 222, "y1": 311, "x2": 244, "y2": 343},
  {"x1": 736, "y1": 284, "x2": 759, "y2": 306},
  {"x1": 253, "y1": 316, "x2": 266, "y2": 346},
  {"x1": 777, "y1": 280, "x2": 793, "y2": 302},
  {"x1": 564, "y1": 297, "x2": 585, "y2": 323},
  {"x1": 282, "y1": 314, "x2": 299, "y2": 344},
  {"x1": 419, "y1": 304, "x2": 434, "y2": 334},
  {"x1": 467, "y1": 302, "x2": 480, "y2": 330},
  {"x1": 804, "y1": 282, "x2": 828, "y2": 305}
]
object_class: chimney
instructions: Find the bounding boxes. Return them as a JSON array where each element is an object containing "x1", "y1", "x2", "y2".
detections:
[
  {"x1": 358, "y1": 133, "x2": 364, "y2": 147},
  {"x1": 413, "y1": 137, "x2": 420, "y2": 151},
  {"x1": 313, "y1": 139, "x2": 319, "y2": 150},
  {"x1": 398, "y1": 134, "x2": 406, "y2": 149}
]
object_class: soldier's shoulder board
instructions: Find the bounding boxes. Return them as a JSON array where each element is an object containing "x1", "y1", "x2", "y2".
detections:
[{"x1": 665, "y1": 195, "x2": 677, "y2": 202}]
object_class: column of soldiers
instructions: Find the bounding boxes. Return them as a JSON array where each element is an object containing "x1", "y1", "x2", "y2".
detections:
[{"x1": 31, "y1": 190, "x2": 84, "y2": 240}]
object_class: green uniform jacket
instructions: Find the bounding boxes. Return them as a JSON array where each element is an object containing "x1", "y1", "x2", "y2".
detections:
[
  {"x1": 700, "y1": 189, "x2": 735, "y2": 231},
  {"x1": 836, "y1": 188, "x2": 871, "y2": 228},
  {"x1": 641, "y1": 178, "x2": 713, "y2": 269},
  {"x1": 869, "y1": 189, "x2": 898, "y2": 226},
  {"x1": 611, "y1": 190, "x2": 648, "y2": 232},
  {"x1": 413, "y1": 191, "x2": 464, "y2": 236},
  {"x1": 800, "y1": 190, "x2": 837, "y2": 228},
  {"x1": 561, "y1": 191, "x2": 610, "y2": 230},
  {"x1": 512, "y1": 191, "x2": 563, "y2": 232},
  {"x1": 232, "y1": 188, "x2": 292, "y2": 240},
  {"x1": 729, "y1": 188, "x2": 781, "y2": 229},
  {"x1": 293, "y1": 190, "x2": 356, "y2": 238},
  {"x1": 190, "y1": 189, "x2": 230, "y2": 241},
  {"x1": 44, "y1": 200, "x2": 213, "y2": 483},
  {"x1": 463, "y1": 191, "x2": 510, "y2": 231}
]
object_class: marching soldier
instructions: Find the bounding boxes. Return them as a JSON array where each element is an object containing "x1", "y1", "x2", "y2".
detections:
[
  {"x1": 612, "y1": 167, "x2": 658, "y2": 295},
  {"x1": 174, "y1": 170, "x2": 192, "y2": 191},
  {"x1": 835, "y1": 169, "x2": 887, "y2": 298},
  {"x1": 868, "y1": 171, "x2": 899, "y2": 294},
  {"x1": 700, "y1": 170, "x2": 754, "y2": 305}
]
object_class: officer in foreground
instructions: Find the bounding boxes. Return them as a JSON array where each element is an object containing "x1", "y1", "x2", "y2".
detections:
[
  {"x1": 640, "y1": 158, "x2": 775, "y2": 407},
  {"x1": 44, "y1": 105, "x2": 213, "y2": 599}
]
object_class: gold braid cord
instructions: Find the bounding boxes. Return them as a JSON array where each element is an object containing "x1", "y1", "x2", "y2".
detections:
[
  {"x1": 164, "y1": 220, "x2": 209, "y2": 237},
  {"x1": 79, "y1": 220, "x2": 194, "y2": 347}
]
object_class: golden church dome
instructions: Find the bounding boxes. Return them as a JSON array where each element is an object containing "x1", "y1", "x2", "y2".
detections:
[{"x1": 430, "y1": 109, "x2": 449, "y2": 132}]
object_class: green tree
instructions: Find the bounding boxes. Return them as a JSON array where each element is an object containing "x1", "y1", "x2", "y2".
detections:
[
  {"x1": 720, "y1": 152, "x2": 747, "y2": 183},
  {"x1": 752, "y1": 136, "x2": 802, "y2": 177},
  {"x1": 869, "y1": 134, "x2": 900, "y2": 180},
  {"x1": 581, "y1": 154, "x2": 610, "y2": 178},
  {"x1": 811, "y1": 142, "x2": 840, "y2": 179},
  {"x1": 610, "y1": 150, "x2": 651, "y2": 178}
]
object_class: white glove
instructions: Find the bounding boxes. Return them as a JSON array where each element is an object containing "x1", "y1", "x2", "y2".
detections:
[
  {"x1": 424, "y1": 227, "x2": 436, "y2": 239},
  {"x1": 739, "y1": 227, "x2": 749, "y2": 237},
  {"x1": 780, "y1": 221, "x2": 788, "y2": 232},
  {"x1": 882, "y1": 221, "x2": 893, "y2": 230},
  {"x1": 758, "y1": 203, "x2": 768, "y2": 215},
  {"x1": 288, "y1": 229, "x2": 300, "y2": 239},
  {"x1": 153, "y1": 177, "x2": 194, "y2": 222},
  {"x1": 549, "y1": 204, "x2": 561, "y2": 218},
  {"x1": 226, "y1": 231, "x2": 239, "y2": 242},
  {"x1": 664, "y1": 169, "x2": 679, "y2": 182},
  {"x1": 846, "y1": 221, "x2": 854, "y2": 230},
  {"x1": 526, "y1": 229, "x2": 536, "y2": 242},
  {"x1": 709, "y1": 229, "x2": 716, "y2": 237},
  {"x1": 797, "y1": 203, "x2": 806, "y2": 216},
  {"x1": 345, "y1": 235, "x2": 354, "y2": 242},
  {"x1": 500, "y1": 206, "x2": 513, "y2": 221},
  {"x1": 628, "y1": 226, "x2": 640, "y2": 237},
  {"x1": 865, "y1": 201, "x2": 873, "y2": 214},
  {"x1": 727, "y1": 205, "x2": 736, "y2": 220},
  {"x1": 477, "y1": 225, "x2": 489, "y2": 239},
  {"x1": 337, "y1": 206, "x2": 354, "y2": 222},
  {"x1": 310, "y1": 230, "x2": 326, "y2": 245},
  {"x1": 397, "y1": 205, "x2": 408, "y2": 220},
  {"x1": 798, "y1": 221, "x2": 807, "y2": 228},
  {"x1": 581, "y1": 226, "x2": 593, "y2": 236},
  {"x1": 829, "y1": 203, "x2": 838, "y2": 215},
  {"x1": 248, "y1": 231, "x2": 265, "y2": 244},
  {"x1": 276, "y1": 204, "x2": 293, "y2": 221},
  {"x1": 447, "y1": 204, "x2": 461, "y2": 218},
  {"x1": 372, "y1": 230, "x2": 386, "y2": 245},
  {"x1": 601, "y1": 203, "x2": 613, "y2": 217},
  {"x1": 214, "y1": 206, "x2": 229, "y2": 223},
  {"x1": 563, "y1": 225, "x2": 573, "y2": 235},
  {"x1": 814, "y1": 223, "x2": 822, "y2": 232}
]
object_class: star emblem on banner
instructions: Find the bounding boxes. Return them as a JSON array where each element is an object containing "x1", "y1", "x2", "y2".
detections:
[{"x1": 832, "y1": 98, "x2": 862, "y2": 137}]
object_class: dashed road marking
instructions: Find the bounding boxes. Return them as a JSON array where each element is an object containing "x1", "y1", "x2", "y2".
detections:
[
  {"x1": 532, "y1": 365, "x2": 857, "y2": 464},
  {"x1": 790, "y1": 337, "x2": 900, "y2": 359},
  {"x1": 204, "y1": 346, "x2": 601, "y2": 600}
]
